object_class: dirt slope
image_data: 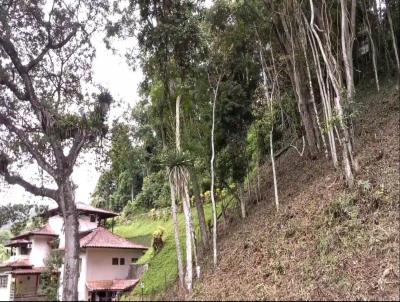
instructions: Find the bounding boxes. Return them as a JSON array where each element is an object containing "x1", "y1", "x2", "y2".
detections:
[{"x1": 163, "y1": 81, "x2": 399, "y2": 301}]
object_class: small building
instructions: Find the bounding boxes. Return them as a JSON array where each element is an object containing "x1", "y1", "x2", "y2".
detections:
[{"x1": 0, "y1": 203, "x2": 148, "y2": 301}]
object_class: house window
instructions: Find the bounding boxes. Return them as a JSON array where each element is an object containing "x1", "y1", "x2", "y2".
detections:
[
  {"x1": 119, "y1": 258, "x2": 125, "y2": 265},
  {"x1": 90, "y1": 215, "x2": 96, "y2": 222},
  {"x1": 27, "y1": 276, "x2": 30, "y2": 280},
  {"x1": 0, "y1": 275, "x2": 7, "y2": 288},
  {"x1": 131, "y1": 258, "x2": 138, "y2": 263},
  {"x1": 20, "y1": 246, "x2": 29, "y2": 255},
  {"x1": 112, "y1": 258, "x2": 118, "y2": 265}
]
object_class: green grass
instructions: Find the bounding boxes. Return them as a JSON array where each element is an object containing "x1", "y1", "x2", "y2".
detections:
[{"x1": 115, "y1": 203, "x2": 220, "y2": 300}]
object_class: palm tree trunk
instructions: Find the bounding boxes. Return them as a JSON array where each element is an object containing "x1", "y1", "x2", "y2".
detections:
[{"x1": 168, "y1": 172, "x2": 184, "y2": 288}]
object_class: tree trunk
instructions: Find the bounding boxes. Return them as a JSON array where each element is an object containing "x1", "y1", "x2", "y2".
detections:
[
  {"x1": 239, "y1": 184, "x2": 246, "y2": 219},
  {"x1": 259, "y1": 41, "x2": 281, "y2": 210},
  {"x1": 288, "y1": 25, "x2": 319, "y2": 158},
  {"x1": 362, "y1": 0, "x2": 380, "y2": 91},
  {"x1": 341, "y1": 0, "x2": 356, "y2": 100},
  {"x1": 59, "y1": 180, "x2": 79, "y2": 301},
  {"x1": 386, "y1": 1, "x2": 400, "y2": 82},
  {"x1": 181, "y1": 175, "x2": 193, "y2": 291},
  {"x1": 309, "y1": 0, "x2": 355, "y2": 187},
  {"x1": 171, "y1": 95, "x2": 185, "y2": 288},
  {"x1": 299, "y1": 16, "x2": 327, "y2": 156},
  {"x1": 175, "y1": 95, "x2": 194, "y2": 292},
  {"x1": 247, "y1": 170, "x2": 252, "y2": 204},
  {"x1": 168, "y1": 173, "x2": 184, "y2": 288},
  {"x1": 191, "y1": 170, "x2": 209, "y2": 249},
  {"x1": 256, "y1": 161, "x2": 261, "y2": 204},
  {"x1": 305, "y1": 18, "x2": 339, "y2": 167},
  {"x1": 184, "y1": 181, "x2": 200, "y2": 279},
  {"x1": 341, "y1": 0, "x2": 360, "y2": 173},
  {"x1": 210, "y1": 75, "x2": 221, "y2": 268},
  {"x1": 270, "y1": 129, "x2": 279, "y2": 212},
  {"x1": 269, "y1": 5, "x2": 319, "y2": 159}
]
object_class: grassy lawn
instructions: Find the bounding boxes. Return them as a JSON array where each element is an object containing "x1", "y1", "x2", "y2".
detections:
[{"x1": 115, "y1": 203, "x2": 221, "y2": 300}]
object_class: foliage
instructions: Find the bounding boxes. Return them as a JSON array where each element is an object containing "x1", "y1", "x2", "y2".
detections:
[
  {"x1": 123, "y1": 171, "x2": 171, "y2": 215},
  {"x1": 0, "y1": 203, "x2": 33, "y2": 230},
  {"x1": 0, "y1": 1, "x2": 112, "y2": 298},
  {"x1": 116, "y1": 202, "x2": 222, "y2": 299},
  {"x1": 152, "y1": 226, "x2": 166, "y2": 253},
  {"x1": 92, "y1": 123, "x2": 145, "y2": 212},
  {"x1": 0, "y1": 203, "x2": 48, "y2": 236},
  {"x1": 325, "y1": 193, "x2": 359, "y2": 225},
  {"x1": 41, "y1": 251, "x2": 63, "y2": 301},
  {"x1": 0, "y1": 230, "x2": 11, "y2": 263}
]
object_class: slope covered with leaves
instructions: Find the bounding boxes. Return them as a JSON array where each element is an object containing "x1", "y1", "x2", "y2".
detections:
[{"x1": 162, "y1": 82, "x2": 399, "y2": 300}]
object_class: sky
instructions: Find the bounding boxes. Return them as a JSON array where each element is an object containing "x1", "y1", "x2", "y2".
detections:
[
  {"x1": 0, "y1": 30, "x2": 142, "y2": 207},
  {"x1": 0, "y1": 0, "x2": 214, "y2": 208}
]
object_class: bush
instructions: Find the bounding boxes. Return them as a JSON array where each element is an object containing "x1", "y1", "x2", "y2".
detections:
[
  {"x1": 152, "y1": 227, "x2": 165, "y2": 253},
  {"x1": 41, "y1": 251, "x2": 62, "y2": 301},
  {"x1": 326, "y1": 193, "x2": 358, "y2": 225}
]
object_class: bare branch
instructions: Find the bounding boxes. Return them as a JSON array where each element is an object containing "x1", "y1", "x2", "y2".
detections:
[
  {"x1": 0, "y1": 36, "x2": 27, "y2": 76},
  {"x1": 0, "y1": 153, "x2": 57, "y2": 200},
  {"x1": 65, "y1": 130, "x2": 87, "y2": 172},
  {"x1": 0, "y1": 112, "x2": 56, "y2": 177},
  {"x1": 0, "y1": 67, "x2": 28, "y2": 100},
  {"x1": 26, "y1": 24, "x2": 80, "y2": 72}
]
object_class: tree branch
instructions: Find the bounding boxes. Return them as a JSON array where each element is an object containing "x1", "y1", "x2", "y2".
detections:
[
  {"x1": 0, "y1": 32, "x2": 65, "y2": 162},
  {"x1": 66, "y1": 130, "x2": 87, "y2": 172},
  {"x1": 26, "y1": 24, "x2": 79, "y2": 72},
  {"x1": 0, "y1": 67, "x2": 28, "y2": 101},
  {"x1": 0, "y1": 153, "x2": 57, "y2": 200},
  {"x1": 0, "y1": 112, "x2": 56, "y2": 177}
]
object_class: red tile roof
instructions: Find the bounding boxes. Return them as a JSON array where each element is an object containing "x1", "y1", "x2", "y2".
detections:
[
  {"x1": 86, "y1": 279, "x2": 139, "y2": 292},
  {"x1": 0, "y1": 258, "x2": 32, "y2": 268},
  {"x1": 4, "y1": 239, "x2": 31, "y2": 247},
  {"x1": 11, "y1": 223, "x2": 57, "y2": 240},
  {"x1": 45, "y1": 202, "x2": 118, "y2": 218},
  {"x1": 11, "y1": 267, "x2": 47, "y2": 275},
  {"x1": 80, "y1": 227, "x2": 148, "y2": 250}
]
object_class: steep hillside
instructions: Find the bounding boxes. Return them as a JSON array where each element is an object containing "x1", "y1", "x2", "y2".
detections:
[{"x1": 163, "y1": 82, "x2": 399, "y2": 300}]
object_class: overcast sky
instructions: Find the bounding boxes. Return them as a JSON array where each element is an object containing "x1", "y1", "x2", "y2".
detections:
[
  {"x1": 0, "y1": 0, "x2": 214, "y2": 208},
  {"x1": 0, "y1": 31, "x2": 142, "y2": 207}
]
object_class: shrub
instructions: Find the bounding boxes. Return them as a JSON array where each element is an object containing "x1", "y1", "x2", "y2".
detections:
[
  {"x1": 152, "y1": 227, "x2": 165, "y2": 253},
  {"x1": 326, "y1": 193, "x2": 358, "y2": 225},
  {"x1": 41, "y1": 251, "x2": 62, "y2": 301}
]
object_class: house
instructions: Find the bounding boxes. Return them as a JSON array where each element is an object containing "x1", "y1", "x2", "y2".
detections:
[{"x1": 0, "y1": 202, "x2": 148, "y2": 301}]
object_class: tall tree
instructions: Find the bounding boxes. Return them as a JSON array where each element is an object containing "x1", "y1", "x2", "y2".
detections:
[
  {"x1": 308, "y1": 0, "x2": 356, "y2": 187},
  {"x1": 386, "y1": 0, "x2": 400, "y2": 83},
  {"x1": 361, "y1": 0, "x2": 380, "y2": 91},
  {"x1": 0, "y1": 1, "x2": 110, "y2": 300},
  {"x1": 266, "y1": 0, "x2": 320, "y2": 159}
]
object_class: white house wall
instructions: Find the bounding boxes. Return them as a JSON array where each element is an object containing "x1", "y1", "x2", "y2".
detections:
[
  {"x1": 86, "y1": 248, "x2": 144, "y2": 281},
  {"x1": 78, "y1": 251, "x2": 88, "y2": 301},
  {"x1": 59, "y1": 248, "x2": 143, "y2": 301},
  {"x1": 0, "y1": 273, "x2": 12, "y2": 301},
  {"x1": 30, "y1": 236, "x2": 52, "y2": 267},
  {"x1": 48, "y1": 215, "x2": 65, "y2": 248},
  {"x1": 78, "y1": 215, "x2": 98, "y2": 232},
  {"x1": 49, "y1": 215, "x2": 98, "y2": 250}
]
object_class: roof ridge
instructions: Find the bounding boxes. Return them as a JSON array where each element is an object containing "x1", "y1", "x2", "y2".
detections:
[
  {"x1": 98, "y1": 227, "x2": 148, "y2": 248},
  {"x1": 79, "y1": 227, "x2": 148, "y2": 249},
  {"x1": 83, "y1": 227, "x2": 100, "y2": 247}
]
